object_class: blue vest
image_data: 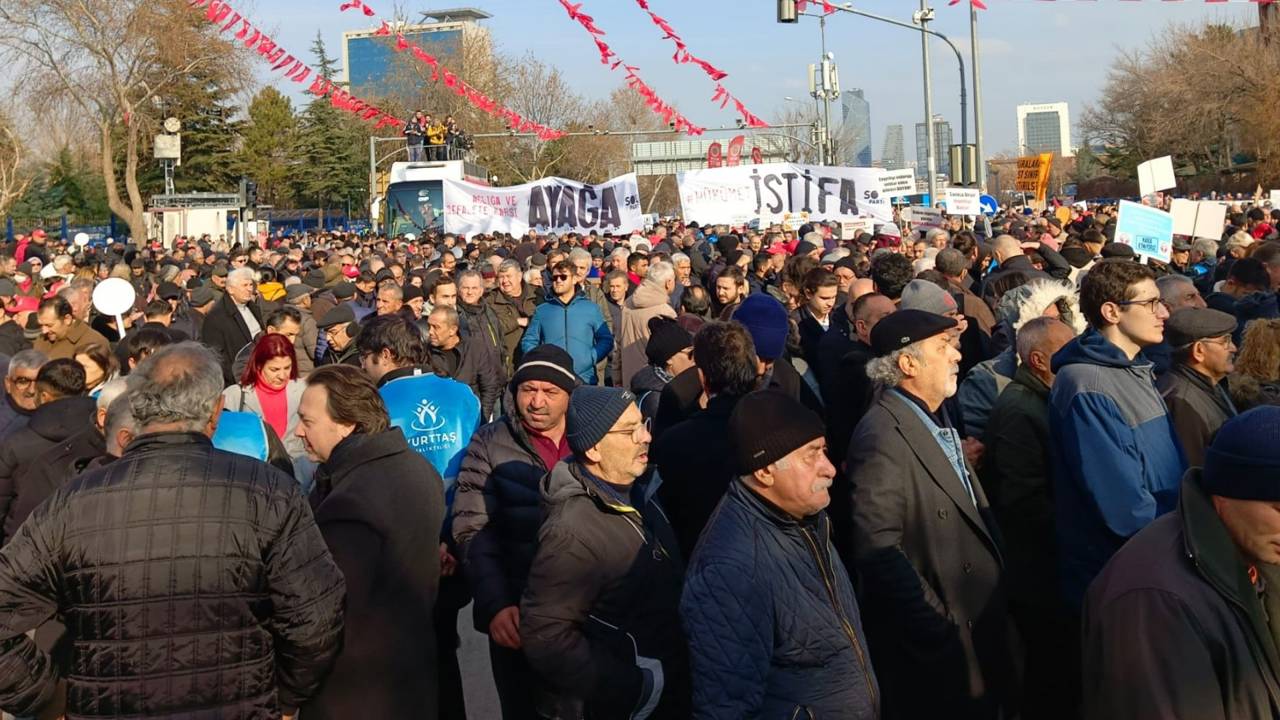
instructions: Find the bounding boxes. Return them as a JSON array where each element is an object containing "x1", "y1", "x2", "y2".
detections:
[
  {"x1": 212, "y1": 410, "x2": 271, "y2": 462},
  {"x1": 379, "y1": 370, "x2": 481, "y2": 506}
]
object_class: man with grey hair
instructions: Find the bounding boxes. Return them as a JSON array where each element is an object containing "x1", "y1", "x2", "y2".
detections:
[
  {"x1": 1156, "y1": 273, "x2": 1207, "y2": 313},
  {"x1": 1185, "y1": 237, "x2": 1219, "y2": 295},
  {"x1": 618, "y1": 260, "x2": 677, "y2": 387},
  {"x1": 488, "y1": 258, "x2": 538, "y2": 376},
  {"x1": 201, "y1": 266, "x2": 265, "y2": 383},
  {"x1": 925, "y1": 227, "x2": 951, "y2": 249},
  {"x1": 0, "y1": 349, "x2": 45, "y2": 441},
  {"x1": 0, "y1": 342, "x2": 345, "y2": 719},
  {"x1": 101, "y1": 390, "x2": 135, "y2": 459},
  {"x1": 936, "y1": 247, "x2": 997, "y2": 338},
  {"x1": 56, "y1": 282, "x2": 92, "y2": 323},
  {"x1": 848, "y1": 309, "x2": 1019, "y2": 718}
]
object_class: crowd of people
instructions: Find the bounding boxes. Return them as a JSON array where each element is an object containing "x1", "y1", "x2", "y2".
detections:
[
  {"x1": 404, "y1": 111, "x2": 471, "y2": 162},
  {"x1": 0, "y1": 198, "x2": 1277, "y2": 719}
]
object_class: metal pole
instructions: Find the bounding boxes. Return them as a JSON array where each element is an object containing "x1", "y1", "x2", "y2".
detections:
[
  {"x1": 920, "y1": 1, "x2": 937, "y2": 203},
  {"x1": 819, "y1": 16, "x2": 834, "y2": 166},
  {"x1": 971, "y1": 4, "x2": 986, "y2": 191}
]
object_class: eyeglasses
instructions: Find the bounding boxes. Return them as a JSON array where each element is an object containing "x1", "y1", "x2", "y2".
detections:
[
  {"x1": 7, "y1": 376, "x2": 34, "y2": 388},
  {"x1": 1116, "y1": 297, "x2": 1163, "y2": 314},
  {"x1": 552, "y1": 274, "x2": 571, "y2": 282},
  {"x1": 606, "y1": 417, "x2": 652, "y2": 443},
  {"x1": 1198, "y1": 336, "x2": 1236, "y2": 350}
]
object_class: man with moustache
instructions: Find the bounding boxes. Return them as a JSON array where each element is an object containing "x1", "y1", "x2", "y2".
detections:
[{"x1": 846, "y1": 310, "x2": 1020, "y2": 720}]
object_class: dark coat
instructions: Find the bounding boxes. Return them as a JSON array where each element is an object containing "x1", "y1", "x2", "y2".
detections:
[
  {"x1": 486, "y1": 286, "x2": 538, "y2": 375},
  {"x1": 653, "y1": 394, "x2": 740, "y2": 558},
  {"x1": 0, "y1": 391, "x2": 33, "y2": 443},
  {"x1": 0, "y1": 322, "x2": 31, "y2": 357},
  {"x1": 681, "y1": 481, "x2": 879, "y2": 719},
  {"x1": 7, "y1": 425, "x2": 105, "y2": 542},
  {"x1": 521, "y1": 462, "x2": 689, "y2": 719},
  {"x1": 452, "y1": 414, "x2": 556, "y2": 632},
  {"x1": 793, "y1": 306, "x2": 829, "y2": 370},
  {"x1": 201, "y1": 293, "x2": 265, "y2": 384},
  {"x1": 847, "y1": 390, "x2": 1020, "y2": 719},
  {"x1": 0, "y1": 395, "x2": 97, "y2": 544},
  {"x1": 303, "y1": 429, "x2": 445, "y2": 720},
  {"x1": 1083, "y1": 472, "x2": 1280, "y2": 720},
  {"x1": 458, "y1": 300, "x2": 507, "y2": 383},
  {"x1": 427, "y1": 336, "x2": 503, "y2": 419},
  {"x1": 979, "y1": 255, "x2": 1051, "y2": 309},
  {"x1": 0, "y1": 432, "x2": 344, "y2": 718},
  {"x1": 1158, "y1": 365, "x2": 1238, "y2": 468}
]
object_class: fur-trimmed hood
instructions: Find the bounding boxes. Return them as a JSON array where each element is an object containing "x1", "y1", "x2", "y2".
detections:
[{"x1": 995, "y1": 278, "x2": 1086, "y2": 336}]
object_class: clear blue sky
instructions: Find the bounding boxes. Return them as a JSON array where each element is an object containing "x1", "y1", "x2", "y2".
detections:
[{"x1": 252, "y1": 0, "x2": 1257, "y2": 163}]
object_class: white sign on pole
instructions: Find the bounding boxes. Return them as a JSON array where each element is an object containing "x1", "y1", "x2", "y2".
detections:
[
  {"x1": 840, "y1": 217, "x2": 873, "y2": 240},
  {"x1": 677, "y1": 163, "x2": 894, "y2": 227},
  {"x1": 1170, "y1": 199, "x2": 1229, "y2": 240},
  {"x1": 1137, "y1": 156, "x2": 1177, "y2": 198},
  {"x1": 878, "y1": 168, "x2": 918, "y2": 198},
  {"x1": 1270, "y1": 190, "x2": 1280, "y2": 208},
  {"x1": 442, "y1": 173, "x2": 643, "y2": 237},
  {"x1": 906, "y1": 206, "x2": 944, "y2": 229},
  {"x1": 943, "y1": 188, "x2": 982, "y2": 217}
]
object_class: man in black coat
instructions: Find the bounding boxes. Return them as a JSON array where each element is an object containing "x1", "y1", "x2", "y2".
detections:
[
  {"x1": 979, "y1": 234, "x2": 1051, "y2": 309},
  {"x1": 200, "y1": 267, "x2": 264, "y2": 384},
  {"x1": 298, "y1": 365, "x2": 446, "y2": 720},
  {"x1": 820, "y1": 292, "x2": 895, "y2": 469},
  {"x1": 1083, "y1": 407, "x2": 1280, "y2": 719},
  {"x1": 0, "y1": 342, "x2": 344, "y2": 719},
  {"x1": 1157, "y1": 308, "x2": 1240, "y2": 467},
  {"x1": 0, "y1": 358, "x2": 95, "y2": 545},
  {"x1": 453, "y1": 346, "x2": 579, "y2": 720},
  {"x1": 847, "y1": 310, "x2": 1020, "y2": 720},
  {"x1": 425, "y1": 305, "x2": 502, "y2": 419}
]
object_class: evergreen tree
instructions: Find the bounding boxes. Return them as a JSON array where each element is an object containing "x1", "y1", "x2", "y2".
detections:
[
  {"x1": 294, "y1": 34, "x2": 369, "y2": 217},
  {"x1": 238, "y1": 87, "x2": 299, "y2": 208}
]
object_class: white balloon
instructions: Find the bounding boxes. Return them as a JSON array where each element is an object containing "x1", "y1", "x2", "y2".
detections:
[
  {"x1": 92, "y1": 277, "x2": 137, "y2": 316},
  {"x1": 74, "y1": 232, "x2": 90, "y2": 247}
]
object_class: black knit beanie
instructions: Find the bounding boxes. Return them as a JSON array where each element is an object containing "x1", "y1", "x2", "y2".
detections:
[
  {"x1": 729, "y1": 390, "x2": 826, "y2": 475},
  {"x1": 511, "y1": 344, "x2": 580, "y2": 393},
  {"x1": 645, "y1": 317, "x2": 693, "y2": 367}
]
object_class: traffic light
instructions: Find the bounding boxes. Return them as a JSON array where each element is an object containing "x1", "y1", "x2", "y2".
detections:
[
  {"x1": 239, "y1": 178, "x2": 258, "y2": 208},
  {"x1": 778, "y1": 0, "x2": 797, "y2": 23}
]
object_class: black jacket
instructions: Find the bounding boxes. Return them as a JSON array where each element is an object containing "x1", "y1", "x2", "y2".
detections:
[
  {"x1": 0, "y1": 322, "x2": 30, "y2": 358},
  {"x1": 0, "y1": 391, "x2": 33, "y2": 443},
  {"x1": 793, "y1": 307, "x2": 830, "y2": 370},
  {"x1": 427, "y1": 336, "x2": 503, "y2": 419},
  {"x1": 452, "y1": 414, "x2": 555, "y2": 632},
  {"x1": 0, "y1": 395, "x2": 96, "y2": 544},
  {"x1": 1083, "y1": 471, "x2": 1280, "y2": 719},
  {"x1": 847, "y1": 390, "x2": 1021, "y2": 719},
  {"x1": 0, "y1": 432, "x2": 345, "y2": 718},
  {"x1": 7, "y1": 425, "x2": 105, "y2": 543},
  {"x1": 979, "y1": 255, "x2": 1051, "y2": 309},
  {"x1": 201, "y1": 293, "x2": 265, "y2": 384},
  {"x1": 303, "y1": 429, "x2": 445, "y2": 720},
  {"x1": 653, "y1": 394, "x2": 741, "y2": 559},
  {"x1": 521, "y1": 462, "x2": 689, "y2": 719},
  {"x1": 1158, "y1": 365, "x2": 1238, "y2": 468}
]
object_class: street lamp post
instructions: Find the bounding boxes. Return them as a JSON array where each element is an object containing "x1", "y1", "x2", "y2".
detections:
[{"x1": 917, "y1": 2, "x2": 938, "y2": 203}]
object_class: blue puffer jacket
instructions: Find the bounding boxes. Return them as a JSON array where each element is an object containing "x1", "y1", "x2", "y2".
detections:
[
  {"x1": 681, "y1": 481, "x2": 879, "y2": 720},
  {"x1": 521, "y1": 289, "x2": 613, "y2": 384},
  {"x1": 1049, "y1": 328, "x2": 1186, "y2": 609}
]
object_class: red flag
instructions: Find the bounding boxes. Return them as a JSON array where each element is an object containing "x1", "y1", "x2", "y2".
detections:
[
  {"x1": 707, "y1": 142, "x2": 723, "y2": 169},
  {"x1": 726, "y1": 135, "x2": 745, "y2": 167}
]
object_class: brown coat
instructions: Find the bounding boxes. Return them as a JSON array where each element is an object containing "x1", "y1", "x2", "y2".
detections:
[
  {"x1": 33, "y1": 320, "x2": 109, "y2": 360},
  {"x1": 618, "y1": 282, "x2": 676, "y2": 388}
]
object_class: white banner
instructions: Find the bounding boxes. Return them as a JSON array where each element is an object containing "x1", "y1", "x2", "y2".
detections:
[
  {"x1": 943, "y1": 188, "x2": 981, "y2": 217},
  {"x1": 443, "y1": 173, "x2": 644, "y2": 237},
  {"x1": 677, "y1": 163, "x2": 894, "y2": 228},
  {"x1": 878, "y1": 168, "x2": 918, "y2": 198}
]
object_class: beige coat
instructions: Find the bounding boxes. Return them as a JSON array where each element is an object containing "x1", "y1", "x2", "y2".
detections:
[{"x1": 618, "y1": 282, "x2": 675, "y2": 388}]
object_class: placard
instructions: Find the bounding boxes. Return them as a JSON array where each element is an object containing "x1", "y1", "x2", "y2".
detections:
[
  {"x1": 443, "y1": 173, "x2": 644, "y2": 237},
  {"x1": 1137, "y1": 156, "x2": 1177, "y2": 198},
  {"x1": 1270, "y1": 190, "x2": 1280, "y2": 208},
  {"x1": 840, "y1": 218, "x2": 873, "y2": 239},
  {"x1": 878, "y1": 168, "x2": 918, "y2": 198},
  {"x1": 944, "y1": 188, "x2": 981, "y2": 217},
  {"x1": 1015, "y1": 153, "x2": 1053, "y2": 203},
  {"x1": 677, "y1": 163, "x2": 894, "y2": 227},
  {"x1": 1170, "y1": 199, "x2": 1228, "y2": 240},
  {"x1": 1115, "y1": 199, "x2": 1174, "y2": 263},
  {"x1": 906, "y1": 206, "x2": 944, "y2": 229}
]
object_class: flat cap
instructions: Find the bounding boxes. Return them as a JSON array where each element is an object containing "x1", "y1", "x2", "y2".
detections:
[
  {"x1": 870, "y1": 309, "x2": 958, "y2": 357},
  {"x1": 331, "y1": 281, "x2": 356, "y2": 299},
  {"x1": 285, "y1": 284, "x2": 316, "y2": 302},
  {"x1": 318, "y1": 304, "x2": 356, "y2": 329},
  {"x1": 189, "y1": 287, "x2": 217, "y2": 307},
  {"x1": 1100, "y1": 242, "x2": 1136, "y2": 259},
  {"x1": 1172, "y1": 237, "x2": 1193, "y2": 252},
  {"x1": 1165, "y1": 307, "x2": 1237, "y2": 348}
]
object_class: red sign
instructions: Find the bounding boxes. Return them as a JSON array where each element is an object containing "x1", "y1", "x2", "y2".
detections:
[
  {"x1": 707, "y1": 142, "x2": 723, "y2": 168},
  {"x1": 726, "y1": 135, "x2": 745, "y2": 167},
  {"x1": 751, "y1": 146, "x2": 763, "y2": 164}
]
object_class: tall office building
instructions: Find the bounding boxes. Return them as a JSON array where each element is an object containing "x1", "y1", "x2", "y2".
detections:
[
  {"x1": 1017, "y1": 102, "x2": 1072, "y2": 157},
  {"x1": 342, "y1": 9, "x2": 493, "y2": 96},
  {"x1": 841, "y1": 89, "x2": 872, "y2": 167},
  {"x1": 915, "y1": 115, "x2": 953, "y2": 179},
  {"x1": 881, "y1": 124, "x2": 905, "y2": 171}
]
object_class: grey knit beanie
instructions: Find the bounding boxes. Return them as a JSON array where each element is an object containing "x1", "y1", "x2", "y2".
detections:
[{"x1": 567, "y1": 386, "x2": 637, "y2": 456}]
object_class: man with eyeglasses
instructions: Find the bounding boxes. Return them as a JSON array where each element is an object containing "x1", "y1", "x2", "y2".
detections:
[
  {"x1": 0, "y1": 349, "x2": 46, "y2": 441},
  {"x1": 1049, "y1": 259, "x2": 1187, "y2": 611},
  {"x1": 520, "y1": 260, "x2": 613, "y2": 385},
  {"x1": 1157, "y1": 308, "x2": 1239, "y2": 468}
]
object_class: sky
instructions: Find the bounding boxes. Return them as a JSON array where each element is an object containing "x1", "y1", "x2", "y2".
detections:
[{"x1": 249, "y1": 0, "x2": 1258, "y2": 165}]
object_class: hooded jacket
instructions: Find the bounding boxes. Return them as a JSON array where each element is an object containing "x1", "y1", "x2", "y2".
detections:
[
  {"x1": 618, "y1": 283, "x2": 677, "y2": 389},
  {"x1": 1049, "y1": 328, "x2": 1187, "y2": 609},
  {"x1": 0, "y1": 395, "x2": 97, "y2": 543},
  {"x1": 630, "y1": 365, "x2": 671, "y2": 422},
  {"x1": 520, "y1": 461, "x2": 689, "y2": 719},
  {"x1": 520, "y1": 289, "x2": 613, "y2": 385}
]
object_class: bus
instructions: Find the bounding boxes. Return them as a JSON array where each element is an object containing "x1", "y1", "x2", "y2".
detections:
[{"x1": 380, "y1": 159, "x2": 490, "y2": 237}]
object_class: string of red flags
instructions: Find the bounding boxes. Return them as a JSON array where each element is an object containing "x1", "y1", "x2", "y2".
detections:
[
  {"x1": 948, "y1": 0, "x2": 1275, "y2": 9},
  {"x1": 795, "y1": 0, "x2": 837, "y2": 15},
  {"x1": 630, "y1": 0, "x2": 768, "y2": 128},
  {"x1": 187, "y1": 0, "x2": 405, "y2": 130},
  {"x1": 339, "y1": 4, "x2": 566, "y2": 141},
  {"x1": 556, "y1": 0, "x2": 705, "y2": 136}
]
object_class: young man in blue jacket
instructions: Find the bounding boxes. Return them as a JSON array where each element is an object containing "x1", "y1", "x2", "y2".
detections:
[
  {"x1": 1049, "y1": 259, "x2": 1186, "y2": 610},
  {"x1": 521, "y1": 260, "x2": 613, "y2": 385}
]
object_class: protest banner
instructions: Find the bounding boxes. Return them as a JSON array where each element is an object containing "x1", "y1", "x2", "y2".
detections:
[
  {"x1": 443, "y1": 173, "x2": 643, "y2": 237},
  {"x1": 1137, "y1": 156, "x2": 1176, "y2": 198},
  {"x1": 1170, "y1": 199, "x2": 1228, "y2": 240},
  {"x1": 1116, "y1": 199, "x2": 1174, "y2": 263},
  {"x1": 906, "y1": 206, "x2": 944, "y2": 229},
  {"x1": 1015, "y1": 153, "x2": 1053, "y2": 203},
  {"x1": 677, "y1": 163, "x2": 894, "y2": 227},
  {"x1": 944, "y1": 188, "x2": 981, "y2": 217},
  {"x1": 840, "y1": 217, "x2": 874, "y2": 239},
  {"x1": 878, "y1": 168, "x2": 918, "y2": 198}
]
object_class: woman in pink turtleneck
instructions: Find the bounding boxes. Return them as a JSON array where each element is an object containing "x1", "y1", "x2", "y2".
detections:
[{"x1": 221, "y1": 333, "x2": 316, "y2": 490}]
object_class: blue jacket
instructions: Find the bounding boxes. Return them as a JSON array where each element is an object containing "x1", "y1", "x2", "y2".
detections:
[
  {"x1": 521, "y1": 289, "x2": 613, "y2": 384},
  {"x1": 681, "y1": 481, "x2": 879, "y2": 720},
  {"x1": 1049, "y1": 328, "x2": 1186, "y2": 609}
]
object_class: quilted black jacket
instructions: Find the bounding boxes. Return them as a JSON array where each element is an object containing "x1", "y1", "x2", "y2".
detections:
[{"x1": 0, "y1": 432, "x2": 345, "y2": 719}]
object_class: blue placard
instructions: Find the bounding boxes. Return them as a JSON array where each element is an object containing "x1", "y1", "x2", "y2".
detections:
[{"x1": 1115, "y1": 200, "x2": 1174, "y2": 262}]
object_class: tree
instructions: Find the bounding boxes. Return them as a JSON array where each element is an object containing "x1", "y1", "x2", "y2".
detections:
[
  {"x1": 0, "y1": 0, "x2": 247, "y2": 243},
  {"x1": 239, "y1": 88, "x2": 299, "y2": 208},
  {"x1": 0, "y1": 113, "x2": 28, "y2": 218},
  {"x1": 293, "y1": 34, "x2": 370, "y2": 217}
]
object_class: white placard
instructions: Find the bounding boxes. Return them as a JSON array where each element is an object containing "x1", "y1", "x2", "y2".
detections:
[
  {"x1": 1137, "y1": 156, "x2": 1176, "y2": 198},
  {"x1": 1170, "y1": 199, "x2": 1228, "y2": 240},
  {"x1": 906, "y1": 206, "x2": 944, "y2": 229},
  {"x1": 677, "y1": 163, "x2": 894, "y2": 227},
  {"x1": 943, "y1": 188, "x2": 982, "y2": 217},
  {"x1": 840, "y1": 218, "x2": 873, "y2": 239},
  {"x1": 878, "y1": 168, "x2": 918, "y2": 198},
  {"x1": 1270, "y1": 190, "x2": 1280, "y2": 208},
  {"x1": 442, "y1": 173, "x2": 644, "y2": 237}
]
